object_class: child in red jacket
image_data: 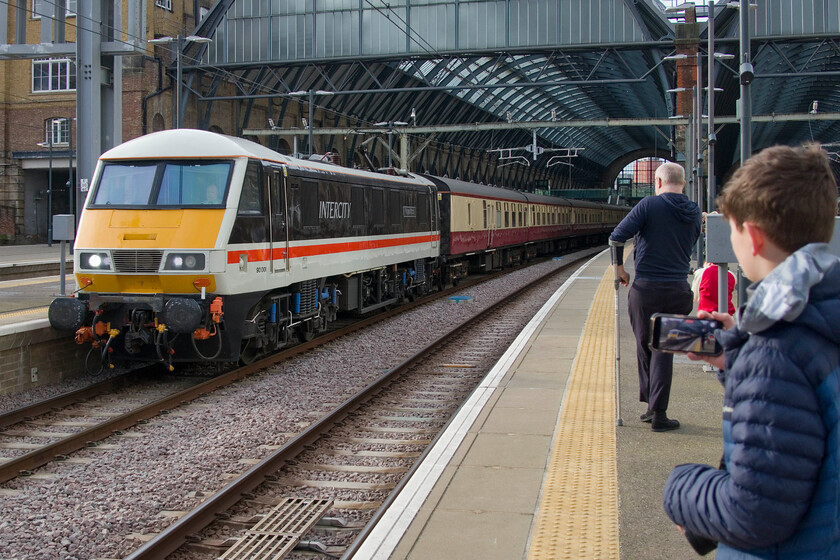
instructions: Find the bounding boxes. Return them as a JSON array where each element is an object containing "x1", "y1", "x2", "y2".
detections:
[{"x1": 696, "y1": 262, "x2": 736, "y2": 314}]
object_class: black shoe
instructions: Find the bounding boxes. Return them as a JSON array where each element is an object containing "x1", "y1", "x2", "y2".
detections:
[
  {"x1": 651, "y1": 410, "x2": 680, "y2": 432},
  {"x1": 640, "y1": 410, "x2": 654, "y2": 423}
]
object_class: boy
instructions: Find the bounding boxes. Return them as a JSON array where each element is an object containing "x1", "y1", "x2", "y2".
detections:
[{"x1": 663, "y1": 145, "x2": 840, "y2": 557}]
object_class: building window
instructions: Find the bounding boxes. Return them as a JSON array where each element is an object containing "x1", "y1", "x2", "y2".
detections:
[
  {"x1": 32, "y1": 58, "x2": 76, "y2": 92},
  {"x1": 155, "y1": 0, "x2": 172, "y2": 11},
  {"x1": 32, "y1": 0, "x2": 76, "y2": 18},
  {"x1": 44, "y1": 118, "x2": 70, "y2": 146}
]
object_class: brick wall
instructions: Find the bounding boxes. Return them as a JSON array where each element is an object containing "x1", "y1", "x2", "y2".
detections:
[{"x1": 0, "y1": 326, "x2": 89, "y2": 396}]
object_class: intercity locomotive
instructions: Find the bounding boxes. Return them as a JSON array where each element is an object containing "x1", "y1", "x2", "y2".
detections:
[{"x1": 48, "y1": 129, "x2": 626, "y2": 371}]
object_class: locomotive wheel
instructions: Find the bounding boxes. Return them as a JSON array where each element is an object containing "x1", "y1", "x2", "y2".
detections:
[{"x1": 238, "y1": 338, "x2": 264, "y2": 365}]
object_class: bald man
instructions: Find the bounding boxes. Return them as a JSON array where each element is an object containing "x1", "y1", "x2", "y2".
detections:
[{"x1": 609, "y1": 162, "x2": 701, "y2": 432}]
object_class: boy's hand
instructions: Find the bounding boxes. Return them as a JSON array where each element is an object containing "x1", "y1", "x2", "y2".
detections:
[
  {"x1": 697, "y1": 309, "x2": 735, "y2": 330},
  {"x1": 686, "y1": 310, "x2": 732, "y2": 370}
]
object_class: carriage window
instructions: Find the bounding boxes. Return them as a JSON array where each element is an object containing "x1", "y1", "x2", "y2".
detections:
[
  {"x1": 351, "y1": 186, "x2": 365, "y2": 226},
  {"x1": 301, "y1": 180, "x2": 318, "y2": 228},
  {"x1": 237, "y1": 161, "x2": 263, "y2": 215},
  {"x1": 483, "y1": 201, "x2": 487, "y2": 229},
  {"x1": 92, "y1": 163, "x2": 157, "y2": 206}
]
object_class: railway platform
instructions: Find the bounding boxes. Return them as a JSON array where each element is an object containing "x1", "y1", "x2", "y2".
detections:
[
  {"x1": 0, "y1": 243, "x2": 75, "y2": 329},
  {"x1": 0, "y1": 244, "x2": 83, "y2": 396},
  {"x1": 355, "y1": 249, "x2": 724, "y2": 560}
]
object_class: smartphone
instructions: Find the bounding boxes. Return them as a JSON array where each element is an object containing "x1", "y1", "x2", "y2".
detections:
[{"x1": 649, "y1": 313, "x2": 723, "y2": 355}]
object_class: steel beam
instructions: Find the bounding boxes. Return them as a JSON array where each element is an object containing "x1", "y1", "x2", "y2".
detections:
[{"x1": 243, "y1": 111, "x2": 840, "y2": 138}]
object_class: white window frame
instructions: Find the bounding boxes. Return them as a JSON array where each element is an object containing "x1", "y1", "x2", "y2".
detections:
[
  {"x1": 155, "y1": 0, "x2": 172, "y2": 11},
  {"x1": 32, "y1": 58, "x2": 76, "y2": 93},
  {"x1": 32, "y1": 0, "x2": 76, "y2": 18},
  {"x1": 44, "y1": 118, "x2": 70, "y2": 147}
]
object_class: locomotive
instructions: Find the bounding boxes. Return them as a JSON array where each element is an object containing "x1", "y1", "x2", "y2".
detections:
[{"x1": 48, "y1": 129, "x2": 626, "y2": 371}]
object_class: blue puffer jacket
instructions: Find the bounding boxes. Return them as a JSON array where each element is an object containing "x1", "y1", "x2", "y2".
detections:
[{"x1": 664, "y1": 243, "x2": 840, "y2": 559}]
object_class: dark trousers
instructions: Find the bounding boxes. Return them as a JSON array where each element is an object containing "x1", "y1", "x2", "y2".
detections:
[{"x1": 628, "y1": 279, "x2": 693, "y2": 412}]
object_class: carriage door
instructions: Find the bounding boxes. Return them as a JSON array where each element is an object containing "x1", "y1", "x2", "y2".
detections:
[{"x1": 269, "y1": 168, "x2": 290, "y2": 273}]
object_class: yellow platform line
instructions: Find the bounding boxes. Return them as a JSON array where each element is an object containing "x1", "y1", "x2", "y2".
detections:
[
  {"x1": 0, "y1": 307, "x2": 49, "y2": 320},
  {"x1": 0, "y1": 276, "x2": 61, "y2": 289},
  {"x1": 528, "y1": 267, "x2": 619, "y2": 559}
]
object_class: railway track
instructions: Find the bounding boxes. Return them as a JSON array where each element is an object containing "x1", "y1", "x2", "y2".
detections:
[
  {"x1": 0, "y1": 257, "x2": 539, "y2": 485},
  {"x1": 123, "y1": 251, "x2": 593, "y2": 560}
]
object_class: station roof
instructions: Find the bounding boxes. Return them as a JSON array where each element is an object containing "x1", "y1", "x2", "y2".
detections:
[{"x1": 181, "y1": 0, "x2": 840, "y2": 188}]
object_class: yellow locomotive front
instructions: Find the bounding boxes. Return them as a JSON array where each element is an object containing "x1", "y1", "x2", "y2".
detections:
[{"x1": 48, "y1": 131, "x2": 245, "y2": 372}]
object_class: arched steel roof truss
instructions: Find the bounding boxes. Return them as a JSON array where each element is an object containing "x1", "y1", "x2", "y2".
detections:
[{"x1": 177, "y1": 0, "x2": 840, "y2": 188}]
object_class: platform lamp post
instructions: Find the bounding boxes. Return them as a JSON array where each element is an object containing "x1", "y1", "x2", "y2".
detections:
[
  {"x1": 37, "y1": 126, "x2": 55, "y2": 247},
  {"x1": 288, "y1": 90, "x2": 334, "y2": 157},
  {"x1": 67, "y1": 116, "x2": 75, "y2": 228},
  {"x1": 148, "y1": 34, "x2": 212, "y2": 128}
]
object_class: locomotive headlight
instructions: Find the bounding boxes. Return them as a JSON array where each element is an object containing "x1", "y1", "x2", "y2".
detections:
[
  {"x1": 80, "y1": 252, "x2": 112, "y2": 271},
  {"x1": 164, "y1": 253, "x2": 206, "y2": 271}
]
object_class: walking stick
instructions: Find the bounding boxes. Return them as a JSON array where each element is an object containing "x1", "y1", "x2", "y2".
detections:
[{"x1": 610, "y1": 244, "x2": 624, "y2": 427}]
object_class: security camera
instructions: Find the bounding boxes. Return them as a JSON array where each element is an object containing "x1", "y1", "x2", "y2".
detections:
[{"x1": 739, "y1": 62, "x2": 754, "y2": 85}]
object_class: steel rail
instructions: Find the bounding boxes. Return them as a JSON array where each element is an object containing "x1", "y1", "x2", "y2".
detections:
[
  {"x1": 124, "y1": 249, "x2": 596, "y2": 560},
  {"x1": 0, "y1": 369, "x2": 151, "y2": 429},
  {"x1": 0, "y1": 263, "x2": 513, "y2": 485}
]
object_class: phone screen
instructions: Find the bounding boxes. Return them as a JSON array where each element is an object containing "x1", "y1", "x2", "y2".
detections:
[{"x1": 650, "y1": 314, "x2": 722, "y2": 355}]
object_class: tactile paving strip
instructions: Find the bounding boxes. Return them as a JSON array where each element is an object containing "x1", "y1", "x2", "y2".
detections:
[
  {"x1": 0, "y1": 306, "x2": 48, "y2": 320},
  {"x1": 527, "y1": 269, "x2": 619, "y2": 559}
]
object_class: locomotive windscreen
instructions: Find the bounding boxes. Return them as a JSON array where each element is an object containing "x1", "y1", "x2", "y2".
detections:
[{"x1": 91, "y1": 161, "x2": 232, "y2": 207}]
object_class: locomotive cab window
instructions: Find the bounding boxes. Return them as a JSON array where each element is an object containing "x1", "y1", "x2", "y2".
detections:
[
  {"x1": 237, "y1": 162, "x2": 264, "y2": 215},
  {"x1": 158, "y1": 162, "x2": 230, "y2": 206},
  {"x1": 90, "y1": 160, "x2": 232, "y2": 208},
  {"x1": 92, "y1": 163, "x2": 157, "y2": 206},
  {"x1": 229, "y1": 160, "x2": 269, "y2": 244}
]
